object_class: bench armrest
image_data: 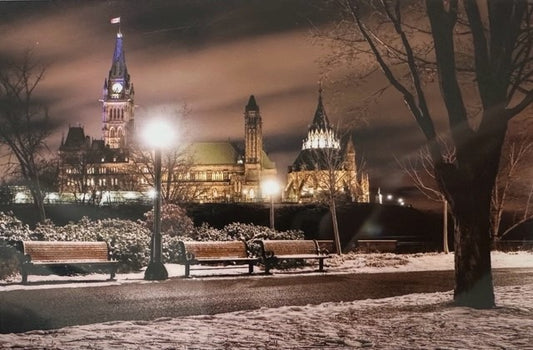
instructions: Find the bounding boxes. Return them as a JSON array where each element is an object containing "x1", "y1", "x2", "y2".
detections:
[
  {"x1": 263, "y1": 250, "x2": 275, "y2": 259},
  {"x1": 185, "y1": 251, "x2": 196, "y2": 262}
]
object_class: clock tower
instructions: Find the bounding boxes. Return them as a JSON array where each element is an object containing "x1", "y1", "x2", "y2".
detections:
[{"x1": 102, "y1": 30, "x2": 135, "y2": 149}]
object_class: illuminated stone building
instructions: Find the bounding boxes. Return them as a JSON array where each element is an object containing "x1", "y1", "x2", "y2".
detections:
[
  {"x1": 283, "y1": 87, "x2": 370, "y2": 203},
  {"x1": 58, "y1": 30, "x2": 276, "y2": 203}
]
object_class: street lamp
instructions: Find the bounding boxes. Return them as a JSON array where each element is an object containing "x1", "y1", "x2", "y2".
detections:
[
  {"x1": 143, "y1": 119, "x2": 175, "y2": 281},
  {"x1": 262, "y1": 179, "x2": 280, "y2": 230}
]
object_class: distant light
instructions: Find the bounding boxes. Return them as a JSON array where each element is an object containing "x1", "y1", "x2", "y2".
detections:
[
  {"x1": 387, "y1": 194, "x2": 393, "y2": 200},
  {"x1": 47, "y1": 193, "x2": 59, "y2": 200},
  {"x1": 262, "y1": 179, "x2": 280, "y2": 196},
  {"x1": 123, "y1": 191, "x2": 139, "y2": 199},
  {"x1": 143, "y1": 119, "x2": 175, "y2": 149},
  {"x1": 147, "y1": 188, "x2": 157, "y2": 199}
]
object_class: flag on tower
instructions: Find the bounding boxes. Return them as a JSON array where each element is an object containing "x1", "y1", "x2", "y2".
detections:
[{"x1": 110, "y1": 17, "x2": 121, "y2": 24}]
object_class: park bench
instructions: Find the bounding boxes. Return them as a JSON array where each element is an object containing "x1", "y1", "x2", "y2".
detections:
[
  {"x1": 257, "y1": 239, "x2": 332, "y2": 274},
  {"x1": 19, "y1": 241, "x2": 118, "y2": 284},
  {"x1": 177, "y1": 240, "x2": 259, "y2": 278},
  {"x1": 357, "y1": 239, "x2": 398, "y2": 253}
]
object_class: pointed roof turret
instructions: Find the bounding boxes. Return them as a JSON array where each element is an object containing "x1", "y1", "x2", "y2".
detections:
[
  {"x1": 301, "y1": 83, "x2": 340, "y2": 151},
  {"x1": 309, "y1": 84, "x2": 331, "y2": 132},
  {"x1": 109, "y1": 32, "x2": 129, "y2": 81},
  {"x1": 245, "y1": 95, "x2": 259, "y2": 112}
]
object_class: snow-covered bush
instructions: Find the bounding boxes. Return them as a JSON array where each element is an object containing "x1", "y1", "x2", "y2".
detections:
[
  {"x1": 34, "y1": 217, "x2": 151, "y2": 272},
  {"x1": 221, "y1": 222, "x2": 304, "y2": 258},
  {"x1": 0, "y1": 211, "x2": 35, "y2": 241},
  {"x1": 144, "y1": 203, "x2": 195, "y2": 237},
  {"x1": 0, "y1": 242, "x2": 20, "y2": 280},
  {"x1": 222, "y1": 222, "x2": 304, "y2": 242},
  {"x1": 0, "y1": 212, "x2": 36, "y2": 280}
]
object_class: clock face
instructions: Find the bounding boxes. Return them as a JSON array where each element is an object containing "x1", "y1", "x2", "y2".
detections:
[{"x1": 111, "y1": 82, "x2": 123, "y2": 93}]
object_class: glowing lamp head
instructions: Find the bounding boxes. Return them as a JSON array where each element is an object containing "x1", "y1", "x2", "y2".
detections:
[
  {"x1": 262, "y1": 179, "x2": 280, "y2": 196},
  {"x1": 143, "y1": 120, "x2": 175, "y2": 149}
]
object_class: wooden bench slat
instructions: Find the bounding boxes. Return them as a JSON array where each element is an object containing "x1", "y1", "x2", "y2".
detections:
[
  {"x1": 177, "y1": 241, "x2": 257, "y2": 277},
  {"x1": 20, "y1": 241, "x2": 117, "y2": 284},
  {"x1": 257, "y1": 239, "x2": 331, "y2": 274},
  {"x1": 261, "y1": 240, "x2": 319, "y2": 256}
]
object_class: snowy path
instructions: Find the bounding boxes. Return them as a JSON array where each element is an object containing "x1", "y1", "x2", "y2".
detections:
[
  {"x1": 1, "y1": 251, "x2": 533, "y2": 349},
  {"x1": 1, "y1": 284, "x2": 532, "y2": 349}
]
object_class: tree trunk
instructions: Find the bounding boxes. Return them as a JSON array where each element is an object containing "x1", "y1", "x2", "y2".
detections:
[
  {"x1": 330, "y1": 196, "x2": 342, "y2": 255},
  {"x1": 28, "y1": 175, "x2": 46, "y2": 223},
  {"x1": 441, "y1": 116, "x2": 508, "y2": 308},
  {"x1": 443, "y1": 199, "x2": 449, "y2": 254},
  {"x1": 449, "y1": 180, "x2": 494, "y2": 308}
]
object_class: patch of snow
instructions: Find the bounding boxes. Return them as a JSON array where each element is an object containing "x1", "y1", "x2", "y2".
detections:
[
  {"x1": 1, "y1": 284, "x2": 532, "y2": 349},
  {"x1": 1, "y1": 251, "x2": 533, "y2": 348}
]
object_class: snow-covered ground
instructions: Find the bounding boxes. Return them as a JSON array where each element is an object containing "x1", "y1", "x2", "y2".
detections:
[{"x1": 1, "y1": 251, "x2": 533, "y2": 349}]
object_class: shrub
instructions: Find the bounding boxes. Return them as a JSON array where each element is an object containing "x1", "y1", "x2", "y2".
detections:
[
  {"x1": 0, "y1": 211, "x2": 35, "y2": 241},
  {"x1": 0, "y1": 242, "x2": 21, "y2": 280},
  {"x1": 221, "y1": 222, "x2": 304, "y2": 258},
  {"x1": 35, "y1": 217, "x2": 151, "y2": 272},
  {"x1": 144, "y1": 203, "x2": 194, "y2": 237}
]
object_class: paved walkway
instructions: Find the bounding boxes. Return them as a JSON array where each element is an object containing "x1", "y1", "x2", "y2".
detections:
[{"x1": 2, "y1": 268, "x2": 533, "y2": 333}]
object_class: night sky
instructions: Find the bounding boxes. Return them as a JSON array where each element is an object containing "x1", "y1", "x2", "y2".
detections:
[{"x1": 2, "y1": 0, "x2": 529, "y2": 210}]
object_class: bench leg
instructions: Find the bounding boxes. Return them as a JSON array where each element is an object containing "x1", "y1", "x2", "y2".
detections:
[
  {"x1": 110, "y1": 267, "x2": 116, "y2": 280},
  {"x1": 22, "y1": 271, "x2": 28, "y2": 284},
  {"x1": 185, "y1": 263, "x2": 190, "y2": 278},
  {"x1": 264, "y1": 262, "x2": 271, "y2": 275},
  {"x1": 319, "y1": 258, "x2": 324, "y2": 272},
  {"x1": 248, "y1": 263, "x2": 254, "y2": 275}
]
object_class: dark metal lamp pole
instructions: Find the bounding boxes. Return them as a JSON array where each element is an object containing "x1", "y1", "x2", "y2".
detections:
[{"x1": 144, "y1": 148, "x2": 168, "y2": 280}]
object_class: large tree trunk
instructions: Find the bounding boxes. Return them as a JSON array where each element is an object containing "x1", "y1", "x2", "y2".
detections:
[
  {"x1": 440, "y1": 111, "x2": 508, "y2": 308},
  {"x1": 330, "y1": 196, "x2": 342, "y2": 255},
  {"x1": 28, "y1": 175, "x2": 47, "y2": 223},
  {"x1": 448, "y1": 177, "x2": 494, "y2": 308}
]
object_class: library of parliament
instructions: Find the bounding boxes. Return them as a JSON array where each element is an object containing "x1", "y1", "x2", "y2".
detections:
[{"x1": 58, "y1": 30, "x2": 369, "y2": 204}]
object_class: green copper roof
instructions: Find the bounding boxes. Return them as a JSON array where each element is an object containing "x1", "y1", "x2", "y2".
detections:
[
  {"x1": 188, "y1": 142, "x2": 241, "y2": 165},
  {"x1": 261, "y1": 151, "x2": 276, "y2": 169}
]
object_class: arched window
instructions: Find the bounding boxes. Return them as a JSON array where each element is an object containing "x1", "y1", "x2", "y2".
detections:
[{"x1": 110, "y1": 127, "x2": 116, "y2": 138}]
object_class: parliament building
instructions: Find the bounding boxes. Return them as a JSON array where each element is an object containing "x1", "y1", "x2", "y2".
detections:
[
  {"x1": 58, "y1": 28, "x2": 368, "y2": 205},
  {"x1": 58, "y1": 30, "x2": 276, "y2": 204}
]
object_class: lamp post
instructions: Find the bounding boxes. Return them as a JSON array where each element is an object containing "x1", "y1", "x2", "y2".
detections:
[
  {"x1": 143, "y1": 120, "x2": 174, "y2": 281},
  {"x1": 262, "y1": 179, "x2": 280, "y2": 230}
]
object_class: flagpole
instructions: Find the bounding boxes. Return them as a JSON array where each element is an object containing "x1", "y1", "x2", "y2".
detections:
[{"x1": 110, "y1": 17, "x2": 121, "y2": 36}]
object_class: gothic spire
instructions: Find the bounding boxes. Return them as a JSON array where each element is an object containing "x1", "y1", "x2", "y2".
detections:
[
  {"x1": 310, "y1": 83, "x2": 331, "y2": 132},
  {"x1": 301, "y1": 83, "x2": 340, "y2": 151},
  {"x1": 109, "y1": 32, "x2": 129, "y2": 81},
  {"x1": 245, "y1": 95, "x2": 259, "y2": 112}
]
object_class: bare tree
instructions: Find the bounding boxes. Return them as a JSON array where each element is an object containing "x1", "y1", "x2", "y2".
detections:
[
  {"x1": 491, "y1": 134, "x2": 533, "y2": 241},
  {"x1": 133, "y1": 105, "x2": 206, "y2": 203},
  {"x1": 0, "y1": 51, "x2": 55, "y2": 222},
  {"x1": 131, "y1": 143, "x2": 206, "y2": 203},
  {"x1": 325, "y1": 0, "x2": 533, "y2": 308},
  {"x1": 397, "y1": 140, "x2": 456, "y2": 254},
  {"x1": 60, "y1": 147, "x2": 92, "y2": 203},
  {"x1": 302, "y1": 134, "x2": 365, "y2": 255}
]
